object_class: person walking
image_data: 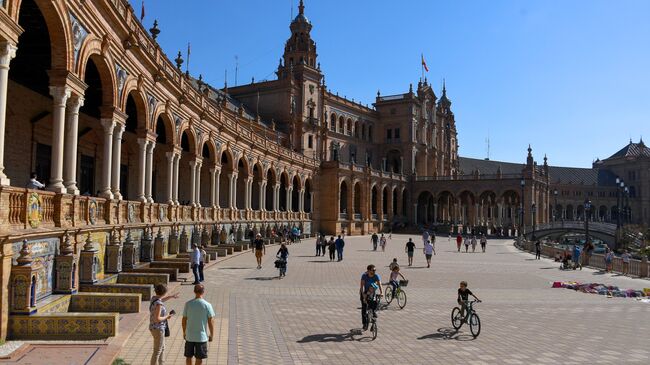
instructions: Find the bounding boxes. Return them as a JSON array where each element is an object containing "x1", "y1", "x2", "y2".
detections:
[
  {"x1": 379, "y1": 234, "x2": 387, "y2": 252},
  {"x1": 183, "y1": 284, "x2": 215, "y2": 365},
  {"x1": 199, "y1": 246, "x2": 208, "y2": 282},
  {"x1": 464, "y1": 236, "x2": 470, "y2": 253},
  {"x1": 470, "y1": 235, "x2": 477, "y2": 253},
  {"x1": 480, "y1": 234, "x2": 487, "y2": 253},
  {"x1": 190, "y1": 244, "x2": 202, "y2": 285},
  {"x1": 422, "y1": 230, "x2": 430, "y2": 246},
  {"x1": 149, "y1": 284, "x2": 179, "y2": 365},
  {"x1": 335, "y1": 235, "x2": 345, "y2": 261},
  {"x1": 604, "y1": 247, "x2": 614, "y2": 273},
  {"x1": 315, "y1": 234, "x2": 322, "y2": 256},
  {"x1": 423, "y1": 239, "x2": 434, "y2": 268},
  {"x1": 456, "y1": 234, "x2": 463, "y2": 252},
  {"x1": 405, "y1": 238, "x2": 416, "y2": 266},
  {"x1": 371, "y1": 232, "x2": 379, "y2": 251},
  {"x1": 583, "y1": 240, "x2": 594, "y2": 267},
  {"x1": 328, "y1": 236, "x2": 336, "y2": 261},
  {"x1": 276, "y1": 243, "x2": 289, "y2": 278},
  {"x1": 535, "y1": 240, "x2": 541, "y2": 260},
  {"x1": 252, "y1": 233, "x2": 266, "y2": 269},
  {"x1": 572, "y1": 244, "x2": 582, "y2": 270},
  {"x1": 321, "y1": 234, "x2": 328, "y2": 256},
  {"x1": 621, "y1": 250, "x2": 632, "y2": 276}
]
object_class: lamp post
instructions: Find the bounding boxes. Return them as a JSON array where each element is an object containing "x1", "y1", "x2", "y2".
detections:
[
  {"x1": 531, "y1": 203, "x2": 537, "y2": 240},
  {"x1": 520, "y1": 178, "x2": 525, "y2": 237},
  {"x1": 553, "y1": 189, "x2": 558, "y2": 222},
  {"x1": 584, "y1": 199, "x2": 592, "y2": 245},
  {"x1": 624, "y1": 186, "x2": 629, "y2": 224}
]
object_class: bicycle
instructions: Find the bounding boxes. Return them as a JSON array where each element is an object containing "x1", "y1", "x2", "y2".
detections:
[
  {"x1": 384, "y1": 280, "x2": 408, "y2": 309},
  {"x1": 364, "y1": 293, "x2": 381, "y2": 340},
  {"x1": 274, "y1": 257, "x2": 287, "y2": 278},
  {"x1": 451, "y1": 299, "x2": 481, "y2": 338}
]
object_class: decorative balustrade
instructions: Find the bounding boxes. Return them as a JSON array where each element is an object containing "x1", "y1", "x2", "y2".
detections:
[{"x1": 353, "y1": 213, "x2": 362, "y2": 221}]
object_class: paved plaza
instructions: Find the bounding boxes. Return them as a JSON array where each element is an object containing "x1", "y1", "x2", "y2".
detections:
[{"x1": 117, "y1": 235, "x2": 650, "y2": 365}]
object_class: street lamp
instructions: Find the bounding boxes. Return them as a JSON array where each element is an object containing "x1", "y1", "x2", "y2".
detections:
[
  {"x1": 553, "y1": 189, "x2": 558, "y2": 222},
  {"x1": 584, "y1": 199, "x2": 592, "y2": 245},
  {"x1": 520, "y1": 178, "x2": 525, "y2": 237},
  {"x1": 624, "y1": 186, "x2": 629, "y2": 224},
  {"x1": 531, "y1": 203, "x2": 537, "y2": 240}
]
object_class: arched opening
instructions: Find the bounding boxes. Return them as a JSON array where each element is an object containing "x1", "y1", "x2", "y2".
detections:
[
  {"x1": 178, "y1": 129, "x2": 196, "y2": 205},
  {"x1": 392, "y1": 188, "x2": 398, "y2": 215},
  {"x1": 291, "y1": 176, "x2": 300, "y2": 212},
  {"x1": 354, "y1": 121, "x2": 360, "y2": 138},
  {"x1": 338, "y1": 116, "x2": 344, "y2": 134},
  {"x1": 566, "y1": 205, "x2": 574, "y2": 220},
  {"x1": 436, "y1": 191, "x2": 455, "y2": 223},
  {"x1": 346, "y1": 118, "x2": 352, "y2": 135},
  {"x1": 265, "y1": 169, "x2": 276, "y2": 211},
  {"x1": 121, "y1": 92, "x2": 147, "y2": 200},
  {"x1": 152, "y1": 115, "x2": 174, "y2": 203},
  {"x1": 501, "y1": 190, "x2": 521, "y2": 228},
  {"x1": 555, "y1": 204, "x2": 563, "y2": 221},
  {"x1": 199, "y1": 142, "x2": 216, "y2": 207},
  {"x1": 329, "y1": 113, "x2": 336, "y2": 131},
  {"x1": 402, "y1": 189, "x2": 408, "y2": 216},
  {"x1": 279, "y1": 172, "x2": 289, "y2": 211},
  {"x1": 382, "y1": 186, "x2": 388, "y2": 216},
  {"x1": 386, "y1": 149, "x2": 401, "y2": 173},
  {"x1": 353, "y1": 182, "x2": 361, "y2": 218},
  {"x1": 478, "y1": 191, "x2": 497, "y2": 227},
  {"x1": 252, "y1": 164, "x2": 263, "y2": 210},
  {"x1": 576, "y1": 205, "x2": 584, "y2": 221},
  {"x1": 339, "y1": 181, "x2": 348, "y2": 214},
  {"x1": 219, "y1": 151, "x2": 233, "y2": 208},
  {"x1": 417, "y1": 191, "x2": 435, "y2": 225},
  {"x1": 304, "y1": 179, "x2": 312, "y2": 213},
  {"x1": 236, "y1": 158, "x2": 249, "y2": 209},
  {"x1": 371, "y1": 185, "x2": 378, "y2": 216}
]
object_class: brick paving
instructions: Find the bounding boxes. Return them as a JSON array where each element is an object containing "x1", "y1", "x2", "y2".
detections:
[{"x1": 119, "y1": 235, "x2": 650, "y2": 364}]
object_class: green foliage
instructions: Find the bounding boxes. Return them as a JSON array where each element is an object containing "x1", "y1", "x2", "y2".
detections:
[{"x1": 112, "y1": 359, "x2": 130, "y2": 365}]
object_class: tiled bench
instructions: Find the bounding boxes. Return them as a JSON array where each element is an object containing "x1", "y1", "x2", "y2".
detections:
[
  {"x1": 69, "y1": 293, "x2": 141, "y2": 313},
  {"x1": 9, "y1": 312, "x2": 119, "y2": 340},
  {"x1": 149, "y1": 261, "x2": 191, "y2": 273},
  {"x1": 118, "y1": 272, "x2": 170, "y2": 286},
  {"x1": 123, "y1": 267, "x2": 180, "y2": 281},
  {"x1": 80, "y1": 283, "x2": 153, "y2": 301}
]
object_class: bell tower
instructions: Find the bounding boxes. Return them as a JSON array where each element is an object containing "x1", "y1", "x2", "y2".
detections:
[{"x1": 277, "y1": 0, "x2": 319, "y2": 79}]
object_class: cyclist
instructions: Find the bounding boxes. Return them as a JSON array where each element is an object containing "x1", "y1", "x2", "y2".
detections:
[
  {"x1": 388, "y1": 258, "x2": 399, "y2": 271},
  {"x1": 457, "y1": 281, "x2": 480, "y2": 320},
  {"x1": 359, "y1": 264, "x2": 383, "y2": 331},
  {"x1": 388, "y1": 265, "x2": 406, "y2": 299},
  {"x1": 276, "y1": 243, "x2": 289, "y2": 278}
]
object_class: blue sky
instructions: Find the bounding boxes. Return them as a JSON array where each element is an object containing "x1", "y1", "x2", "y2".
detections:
[{"x1": 131, "y1": 0, "x2": 650, "y2": 167}]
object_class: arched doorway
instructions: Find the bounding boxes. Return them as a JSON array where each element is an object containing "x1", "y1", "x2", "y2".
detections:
[
  {"x1": 199, "y1": 142, "x2": 216, "y2": 207},
  {"x1": 178, "y1": 129, "x2": 196, "y2": 205},
  {"x1": 219, "y1": 150, "x2": 233, "y2": 208},
  {"x1": 417, "y1": 191, "x2": 435, "y2": 225},
  {"x1": 236, "y1": 158, "x2": 249, "y2": 210},
  {"x1": 279, "y1": 172, "x2": 289, "y2": 211},
  {"x1": 304, "y1": 179, "x2": 312, "y2": 213},
  {"x1": 291, "y1": 176, "x2": 300, "y2": 212},
  {"x1": 252, "y1": 164, "x2": 263, "y2": 211},
  {"x1": 265, "y1": 169, "x2": 276, "y2": 211},
  {"x1": 339, "y1": 181, "x2": 348, "y2": 215},
  {"x1": 152, "y1": 114, "x2": 174, "y2": 203},
  {"x1": 371, "y1": 185, "x2": 378, "y2": 217}
]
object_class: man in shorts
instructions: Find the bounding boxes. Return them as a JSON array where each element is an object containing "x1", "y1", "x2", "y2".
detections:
[
  {"x1": 252, "y1": 233, "x2": 265, "y2": 269},
  {"x1": 405, "y1": 238, "x2": 416, "y2": 266},
  {"x1": 183, "y1": 284, "x2": 215, "y2": 365}
]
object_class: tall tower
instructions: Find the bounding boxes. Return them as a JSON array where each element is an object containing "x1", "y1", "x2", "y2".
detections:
[{"x1": 277, "y1": 0, "x2": 319, "y2": 79}]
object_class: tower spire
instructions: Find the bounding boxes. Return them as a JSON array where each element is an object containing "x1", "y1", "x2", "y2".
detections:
[{"x1": 299, "y1": 0, "x2": 305, "y2": 15}]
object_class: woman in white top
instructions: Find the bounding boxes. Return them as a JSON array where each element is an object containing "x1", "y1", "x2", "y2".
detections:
[{"x1": 423, "y1": 240, "x2": 434, "y2": 268}]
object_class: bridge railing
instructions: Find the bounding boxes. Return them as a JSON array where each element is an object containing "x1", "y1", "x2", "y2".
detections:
[{"x1": 534, "y1": 221, "x2": 617, "y2": 235}]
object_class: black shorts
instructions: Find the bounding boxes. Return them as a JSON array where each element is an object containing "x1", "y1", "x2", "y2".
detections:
[{"x1": 185, "y1": 341, "x2": 208, "y2": 359}]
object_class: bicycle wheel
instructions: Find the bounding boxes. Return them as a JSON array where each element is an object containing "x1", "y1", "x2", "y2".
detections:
[
  {"x1": 451, "y1": 307, "x2": 463, "y2": 329},
  {"x1": 384, "y1": 286, "x2": 394, "y2": 304},
  {"x1": 469, "y1": 313, "x2": 481, "y2": 338},
  {"x1": 371, "y1": 320, "x2": 378, "y2": 340},
  {"x1": 396, "y1": 290, "x2": 407, "y2": 309}
]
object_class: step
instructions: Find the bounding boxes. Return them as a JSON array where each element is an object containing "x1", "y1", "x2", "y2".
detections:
[
  {"x1": 117, "y1": 272, "x2": 170, "y2": 286},
  {"x1": 123, "y1": 267, "x2": 180, "y2": 282},
  {"x1": 149, "y1": 261, "x2": 191, "y2": 273}
]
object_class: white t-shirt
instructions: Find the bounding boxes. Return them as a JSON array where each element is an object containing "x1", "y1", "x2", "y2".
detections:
[
  {"x1": 424, "y1": 242, "x2": 434, "y2": 255},
  {"x1": 621, "y1": 253, "x2": 631, "y2": 263}
]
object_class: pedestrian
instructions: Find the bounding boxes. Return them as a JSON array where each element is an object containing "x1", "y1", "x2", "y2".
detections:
[
  {"x1": 456, "y1": 234, "x2": 462, "y2": 252},
  {"x1": 405, "y1": 238, "x2": 416, "y2": 266},
  {"x1": 583, "y1": 240, "x2": 594, "y2": 267},
  {"x1": 371, "y1": 232, "x2": 379, "y2": 251},
  {"x1": 604, "y1": 247, "x2": 614, "y2": 273},
  {"x1": 199, "y1": 245, "x2": 208, "y2": 282},
  {"x1": 335, "y1": 235, "x2": 345, "y2": 261},
  {"x1": 321, "y1": 234, "x2": 328, "y2": 256},
  {"x1": 464, "y1": 236, "x2": 470, "y2": 253},
  {"x1": 380, "y1": 234, "x2": 387, "y2": 252},
  {"x1": 480, "y1": 234, "x2": 487, "y2": 253},
  {"x1": 26, "y1": 172, "x2": 45, "y2": 190},
  {"x1": 422, "y1": 230, "x2": 430, "y2": 246},
  {"x1": 182, "y1": 284, "x2": 215, "y2": 365},
  {"x1": 471, "y1": 235, "x2": 477, "y2": 253},
  {"x1": 535, "y1": 240, "x2": 541, "y2": 260},
  {"x1": 276, "y1": 243, "x2": 289, "y2": 278},
  {"x1": 430, "y1": 235, "x2": 436, "y2": 255},
  {"x1": 572, "y1": 244, "x2": 582, "y2": 270},
  {"x1": 191, "y1": 244, "x2": 201, "y2": 285},
  {"x1": 423, "y1": 239, "x2": 434, "y2": 268},
  {"x1": 328, "y1": 236, "x2": 336, "y2": 261},
  {"x1": 388, "y1": 230, "x2": 392, "y2": 240},
  {"x1": 315, "y1": 234, "x2": 321, "y2": 256},
  {"x1": 389, "y1": 258, "x2": 399, "y2": 271},
  {"x1": 621, "y1": 250, "x2": 632, "y2": 276},
  {"x1": 149, "y1": 284, "x2": 179, "y2": 365},
  {"x1": 252, "y1": 233, "x2": 265, "y2": 269}
]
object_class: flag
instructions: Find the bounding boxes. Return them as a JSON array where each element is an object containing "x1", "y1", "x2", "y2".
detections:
[
  {"x1": 421, "y1": 54, "x2": 429, "y2": 72},
  {"x1": 140, "y1": 0, "x2": 145, "y2": 21}
]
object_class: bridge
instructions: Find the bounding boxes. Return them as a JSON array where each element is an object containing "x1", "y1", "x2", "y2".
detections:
[{"x1": 525, "y1": 221, "x2": 617, "y2": 243}]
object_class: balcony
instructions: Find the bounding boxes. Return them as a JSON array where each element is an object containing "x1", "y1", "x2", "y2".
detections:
[
  {"x1": 353, "y1": 213, "x2": 362, "y2": 221},
  {"x1": 339, "y1": 213, "x2": 348, "y2": 220}
]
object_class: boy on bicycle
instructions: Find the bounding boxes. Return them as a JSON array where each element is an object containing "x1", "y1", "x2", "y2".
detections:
[
  {"x1": 458, "y1": 281, "x2": 480, "y2": 320},
  {"x1": 360, "y1": 264, "x2": 382, "y2": 331}
]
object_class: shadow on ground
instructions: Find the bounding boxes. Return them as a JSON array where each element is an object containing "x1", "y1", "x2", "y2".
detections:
[{"x1": 417, "y1": 327, "x2": 476, "y2": 341}]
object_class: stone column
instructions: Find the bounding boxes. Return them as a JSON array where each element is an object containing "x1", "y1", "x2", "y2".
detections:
[
  {"x1": 110, "y1": 123, "x2": 125, "y2": 200},
  {"x1": 229, "y1": 173, "x2": 237, "y2": 209},
  {"x1": 172, "y1": 153, "x2": 180, "y2": 204},
  {"x1": 274, "y1": 184, "x2": 280, "y2": 211},
  {"x1": 189, "y1": 160, "x2": 197, "y2": 206},
  {"x1": 165, "y1": 151, "x2": 175, "y2": 204},
  {"x1": 433, "y1": 203, "x2": 438, "y2": 223},
  {"x1": 47, "y1": 86, "x2": 71, "y2": 193},
  {"x1": 63, "y1": 95, "x2": 84, "y2": 195},
  {"x1": 244, "y1": 177, "x2": 253, "y2": 210},
  {"x1": 99, "y1": 119, "x2": 115, "y2": 199},
  {"x1": 145, "y1": 141, "x2": 155, "y2": 203},
  {"x1": 287, "y1": 187, "x2": 293, "y2": 212},
  {"x1": 137, "y1": 139, "x2": 148, "y2": 202},
  {"x1": 209, "y1": 167, "x2": 217, "y2": 207},
  {"x1": 195, "y1": 160, "x2": 202, "y2": 207},
  {"x1": 0, "y1": 42, "x2": 17, "y2": 186},
  {"x1": 259, "y1": 181, "x2": 266, "y2": 211},
  {"x1": 214, "y1": 167, "x2": 221, "y2": 208},
  {"x1": 299, "y1": 189, "x2": 305, "y2": 212}
]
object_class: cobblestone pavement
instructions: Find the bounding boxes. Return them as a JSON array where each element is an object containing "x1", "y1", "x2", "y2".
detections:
[{"x1": 119, "y1": 235, "x2": 650, "y2": 364}]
